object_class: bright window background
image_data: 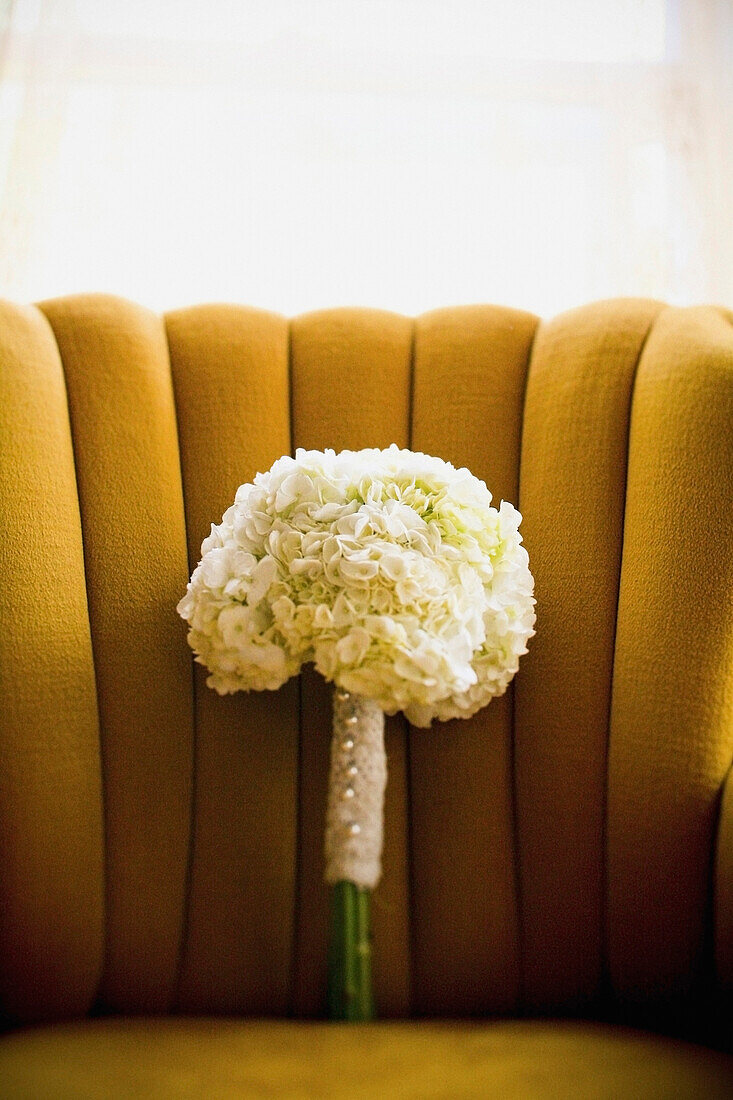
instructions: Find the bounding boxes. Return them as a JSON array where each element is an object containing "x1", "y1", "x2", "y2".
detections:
[{"x1": 0, "y1": 0, "x2": 730, "y2": 315}]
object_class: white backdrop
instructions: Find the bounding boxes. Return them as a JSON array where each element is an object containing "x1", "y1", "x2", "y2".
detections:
[{"x1": 0, "y1": 0, "x2": 730, "y2": 315}]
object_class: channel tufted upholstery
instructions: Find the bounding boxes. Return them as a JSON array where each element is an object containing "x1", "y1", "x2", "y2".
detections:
[{"x1": 1, "y1": 294, "x2": 732, "y2": 1096}]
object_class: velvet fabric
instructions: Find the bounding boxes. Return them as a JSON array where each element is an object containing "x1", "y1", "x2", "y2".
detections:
[
  {"x1": 1, "y1": 295, "x2": 732, "y2": 1094},
  {"x1": 4, "y1": 1019, "x2": 733, "y2": 1100}
]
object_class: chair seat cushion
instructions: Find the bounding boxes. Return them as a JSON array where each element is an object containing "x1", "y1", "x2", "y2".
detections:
[{"x1": 2, "y1": 1017, "x2": 732, "y2": 1098}]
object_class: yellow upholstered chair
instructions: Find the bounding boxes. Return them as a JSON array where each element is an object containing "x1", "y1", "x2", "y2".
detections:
[{"x1": 1, "y1": 295, "x2": 732, "y2": 1097}]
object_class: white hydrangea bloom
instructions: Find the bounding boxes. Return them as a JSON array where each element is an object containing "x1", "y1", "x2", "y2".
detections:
[{"x1": 177, "y1": 445, "x2": 535, "y2": 726}]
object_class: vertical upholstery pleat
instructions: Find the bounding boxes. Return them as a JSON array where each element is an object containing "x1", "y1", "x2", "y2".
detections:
[
  {"x1": 409, "y1": 305, "x2": 537, "y2": 1015},
  {"x1": 289, "y1": 309, "x2": 413, "y2": 1017},
  {"x1": 0, "y1": 302, "x2": 104, "y2": 1024},
  {"x1": 39, "y1": 295, "x2": 194, "y2": 1014},
  {"x1": 166, "y1": 305, "x2": 297, "y2": 1015},
  {"x1": 715, "y1": 765, "x2": 733, "y2": 998},
  {"x1": 607, "y1": 306, "x2": 733, "y2": 1010},
  {"x1": 515, "y1": 299, "x2": 663, "y2": 1013}
]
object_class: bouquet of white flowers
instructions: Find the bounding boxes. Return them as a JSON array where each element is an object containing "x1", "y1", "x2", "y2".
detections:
[{"x1": 178, "y1": 445, "x2": 535, "y2": 1018}]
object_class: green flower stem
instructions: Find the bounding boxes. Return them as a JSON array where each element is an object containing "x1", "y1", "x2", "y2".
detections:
[{"x1": 327, "y1": 880, "x2": 374, "y2": 1021}]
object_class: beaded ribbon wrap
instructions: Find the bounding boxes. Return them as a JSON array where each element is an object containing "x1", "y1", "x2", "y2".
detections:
[{"x1": 325, "y1": 691, "x2": 387, "y2": 889}]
